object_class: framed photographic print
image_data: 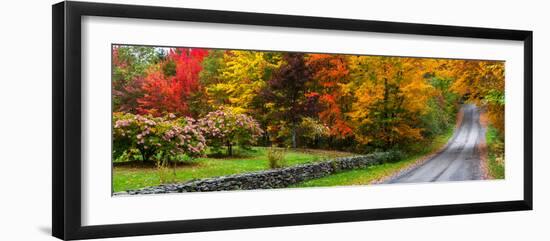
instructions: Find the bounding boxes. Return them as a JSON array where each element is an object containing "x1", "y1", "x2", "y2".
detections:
[{"x1": 52, "y1": 1, "x2": 533, "y2": 240}]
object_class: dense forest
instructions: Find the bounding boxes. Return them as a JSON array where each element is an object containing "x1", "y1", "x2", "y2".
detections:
[{"x1": 112, "y1": 45, "x2": 504, "y2": 163}]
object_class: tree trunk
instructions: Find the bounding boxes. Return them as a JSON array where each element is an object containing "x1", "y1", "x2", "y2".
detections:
[
  {"x1": 227, "y1": 141, "x2": 233, "y2": 156},
  {"x1": 383, "y1": 77, "x2": 389, "y2": 150},
  {"x1": 291, "y1": 124, "x2": 297, "y2": 148},
  {"x1": 139, "y1": 147, "x2": 152, "y2": 162}
]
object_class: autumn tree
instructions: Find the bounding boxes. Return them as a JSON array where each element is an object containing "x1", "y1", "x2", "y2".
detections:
[
  {"x1": 112, "y1": 45, "x2": 505, "y2": 155},
  {"x1": 443, "y1": 60, "x2": 505, "y2": 133},
  {"x1": 347, "y1": 56, "x2": 435, "y2": 150},
  {"x1": 137, "y1": 48, "x2": 208, "y2": 117},
  {"x1": 112, "y1": 45, "x2": 161, "y2": 112},
  {"x1": 262, "y1": 53, "x2": 313, "y2": 148},
  {"x1": 415, "y1": 74, "x2": 460, "y2": 138},
  {"x1": 204, "y1": 50, "x2": 282, "y2": 114},
  {"x1": 306, "y1": 54, "x2": 353, "y2": 138},
  {"x1": 199, "y1": 50, "x2": 225, "y2": 86}
]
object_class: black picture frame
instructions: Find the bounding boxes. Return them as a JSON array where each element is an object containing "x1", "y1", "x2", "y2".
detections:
[{"x1": 52, "y1": 1, "x2": 533, "y2": 240}]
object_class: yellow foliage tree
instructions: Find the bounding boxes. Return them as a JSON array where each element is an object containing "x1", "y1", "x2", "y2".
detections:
[
  {"x1": 346, "y1": 56, "x2": 435, "y2": 148},
  {"x1": 439, "y1": 60, "x2": 505, "y2": 133},
  {"x1": 205, "y1": 50, "x2": 282, "y2": 114}
]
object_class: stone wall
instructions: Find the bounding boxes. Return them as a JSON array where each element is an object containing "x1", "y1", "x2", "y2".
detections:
[{"x1": 116, "y1": 152, "x2": 399, "y2": 195}]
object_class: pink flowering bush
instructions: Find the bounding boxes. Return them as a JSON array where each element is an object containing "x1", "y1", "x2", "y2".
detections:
[
  {"x1": 198, "y1": 108, "x2": 264, "y2": 156},
  {"x1": 112, "y1": 108, "x2": 262, "y2": 161},
  {"x1": 113, "y1": 112, "x2": 206, "y2": 163}
]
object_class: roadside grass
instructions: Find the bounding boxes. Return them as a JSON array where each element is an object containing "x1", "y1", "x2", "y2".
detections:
[
  {"x1": 113, "y1": 147, "x2": 354, "y2": 192},
  {"x1": 290, "y1": 127, "x2": 454, "y2": 188},
  {"x1": 486, "y1": 126, "x2": 505, "y2": 179}
]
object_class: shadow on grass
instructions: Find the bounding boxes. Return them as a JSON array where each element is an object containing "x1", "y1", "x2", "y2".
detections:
[{"x1": 205, "y1": 147, "x2": 261, "y2": 159}]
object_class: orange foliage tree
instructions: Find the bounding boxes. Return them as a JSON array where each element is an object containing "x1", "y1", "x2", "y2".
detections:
[
  {"x1": 112, "y1": 45, "x2": 505, "y2": 153},
  {"x1": 439, "y1": 60, "x2": 505, "y2": 133},
  {"x1": 306, "y1": 54, "x2": 354, "y2": 138},
  {"x1": 347, "y1": 56, "x2": 435, "y2": 149}
]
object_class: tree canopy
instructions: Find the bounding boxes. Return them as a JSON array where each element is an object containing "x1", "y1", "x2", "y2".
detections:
[{"x1": 112, "y1": 45, "x2": 505, "y2": 153}]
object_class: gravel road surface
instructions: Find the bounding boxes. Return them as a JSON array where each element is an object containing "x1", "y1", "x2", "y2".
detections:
[{"x1": 386, "y1": 104, "x2": 484, "y2": 183}]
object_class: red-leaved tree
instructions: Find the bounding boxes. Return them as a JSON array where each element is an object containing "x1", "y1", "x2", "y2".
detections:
[
  {"x1": 137, "y1": 48, "x2": 208, "y2": 116},
  {"x1": 306, "y1": 54, "x2": 353, "y2": 138}
]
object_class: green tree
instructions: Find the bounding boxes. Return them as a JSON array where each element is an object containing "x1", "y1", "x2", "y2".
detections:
[{"x1": 112, "y1": 45, "x2": 161, "y2": 112}]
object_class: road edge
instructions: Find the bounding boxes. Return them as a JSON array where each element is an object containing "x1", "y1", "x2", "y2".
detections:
[{"x1": 477, "y1": 108, "x2": 492, "y2": 179}]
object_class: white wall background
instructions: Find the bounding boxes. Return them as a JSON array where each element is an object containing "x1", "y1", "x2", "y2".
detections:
[{"x1": 0, "y1": 0, "x2": 547, "y2": 240}]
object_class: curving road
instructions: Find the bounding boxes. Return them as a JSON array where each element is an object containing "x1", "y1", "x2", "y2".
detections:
[{"x1": 387, "y1": 104, "x2": 484, "y2": 184}]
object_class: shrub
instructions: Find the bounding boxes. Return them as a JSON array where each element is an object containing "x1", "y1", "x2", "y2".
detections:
[
  {"x1": 487, "y1": 126, "x2": 505, "y2": 178},
  {"x1": 267, "y1": 147, "x2": 286, "y2": 169},
  {"x1": 298, "y1": 117, "x2": 330, "y2": 147},
  {"x1": 371, "y1": 150, "x2": 404, "y2": 163},
  {"x1": 113, "y1": 112, "x2": 207, "y2": 163},
  {"x1": 156, "y1": 159, "x2": 177, "y2": 184},
  {"x1": 113, "y1": 112, "x2": 152, "y2": 162},
  {"x1": 198, "y1": 107, "x2": 264, "y2": 156}
]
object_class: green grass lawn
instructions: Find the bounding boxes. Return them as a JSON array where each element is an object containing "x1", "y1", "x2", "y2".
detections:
[
  {"x1": 486, "y1": 126, "x2": 505, "y2": 179},
  {"x1": 290, "y1": 127, "x2": 455, "y2": 188},
  {"x1": 113, "y1": 147, "x2": 354, "y2": 192}
]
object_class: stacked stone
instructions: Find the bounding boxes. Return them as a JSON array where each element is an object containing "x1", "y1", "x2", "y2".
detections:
[{"x1": 117, "y1": 152, "x2": 398, "y2": 195}]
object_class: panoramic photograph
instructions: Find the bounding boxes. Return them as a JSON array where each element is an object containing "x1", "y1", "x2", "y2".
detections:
[{"x1": 111, "y1": 45, "x2": 505, "y2": 195}]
